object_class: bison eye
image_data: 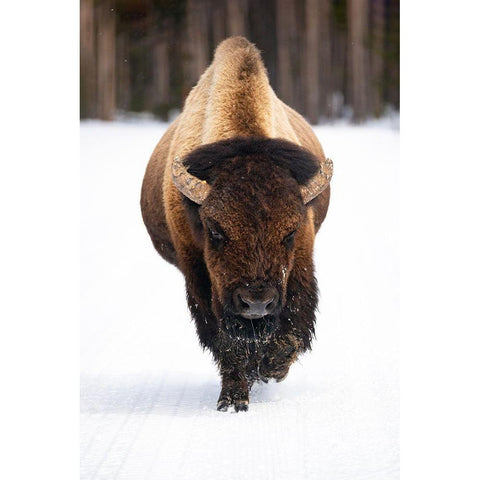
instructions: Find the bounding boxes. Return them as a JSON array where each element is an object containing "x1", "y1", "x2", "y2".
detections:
[
  {"x1": 210, "y1": 229, "x2": 224, "y2": 241},
  {"x1": 208, "y1": 229, "x2": 225, "y2": 250},
  {"x1": 205, "y1": 219, "x2": 227, "y2": 250},
  {"x1": 283, "y1": 230, "x2": 297, "y2": 250}
]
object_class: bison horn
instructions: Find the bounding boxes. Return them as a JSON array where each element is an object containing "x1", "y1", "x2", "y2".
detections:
[
  {"x1": 171, "y1": 155, "x2": 211, "y2": 204},
  {"x1": 300, "y1": 157, "x2": 333, "y2": 204}
]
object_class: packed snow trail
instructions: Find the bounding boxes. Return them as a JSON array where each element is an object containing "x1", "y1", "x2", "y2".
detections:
[{"x1": 81, "y1": 118, "x2": 399, "y2": 480}]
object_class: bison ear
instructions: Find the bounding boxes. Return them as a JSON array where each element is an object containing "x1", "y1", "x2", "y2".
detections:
[
  {"x1": 172, "y1": 155, "x2": 211, "y2": 204},
  {"x1": 299, "y1": 157, "x2": 333, "y2": 204}
]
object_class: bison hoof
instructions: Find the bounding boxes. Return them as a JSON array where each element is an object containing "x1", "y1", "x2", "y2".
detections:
[
  {"x1": 274, "y1": 371, "x2": 289, "y2": 382},
  {"x1": 217, "y1": 396, "x2": 249, "y2": 412},
  {"x1": 234, "y1": 399, "x2": 249, "y2": 412},
  {"x1": 217, "y1": 398, "x2": 231, "y2": 412}
]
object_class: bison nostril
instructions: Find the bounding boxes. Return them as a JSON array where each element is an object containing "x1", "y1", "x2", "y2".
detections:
[
  {"x1": 238, "y1": 296, "x2": 250, "y2": 310},
  {"x1": 265, "y1": 292, "x2": 279, "y2": 312}
]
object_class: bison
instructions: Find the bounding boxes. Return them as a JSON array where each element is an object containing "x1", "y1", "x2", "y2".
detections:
[{"x1": 141, "y1": 37, "x2": 332, "y2": 412}]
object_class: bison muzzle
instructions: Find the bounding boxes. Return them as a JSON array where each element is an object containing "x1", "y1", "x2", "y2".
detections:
[{"x1": 141, "y1": 37, "x2": 332, "y2": 412}]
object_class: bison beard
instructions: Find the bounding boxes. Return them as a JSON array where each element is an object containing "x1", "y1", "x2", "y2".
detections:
[{"x1": 221, "y1": 312, "x2": 278, "y2": 341}]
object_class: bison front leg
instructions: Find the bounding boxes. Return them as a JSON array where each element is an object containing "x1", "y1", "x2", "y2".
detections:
[
  {"x1": 259, "y1": 335, "x2": 300, "y2": 383},
  {"x1": 217, "y1": 356, "x2": 249, "y2": 412}
]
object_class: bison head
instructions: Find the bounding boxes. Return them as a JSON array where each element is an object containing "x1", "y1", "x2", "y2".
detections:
[{"x1": 173, "y1": 137, "x2": 332, "y2": 342}]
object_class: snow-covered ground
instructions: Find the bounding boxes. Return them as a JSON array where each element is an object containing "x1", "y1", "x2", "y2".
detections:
[{"x1": 81, "y1": 118, "x2": 399, "y2": 480}]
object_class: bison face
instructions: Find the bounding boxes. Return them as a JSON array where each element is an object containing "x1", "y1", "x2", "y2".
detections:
[
  {"x1": 178, "y1": 137, "x2": 328, "y2": 342},
  {"x1": 200, "y1": 174, "x2": 306, "y2": 341}
]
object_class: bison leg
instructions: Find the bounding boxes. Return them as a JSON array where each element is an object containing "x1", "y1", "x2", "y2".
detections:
[
  {"x1": 217, "y1": 363, "x2": 249, "y2": 412},
  {"x1": 259, "y1": 336, "x2": 300, "y2": 383}
]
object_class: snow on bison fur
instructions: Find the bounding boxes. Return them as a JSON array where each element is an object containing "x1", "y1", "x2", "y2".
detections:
[{"x1": 141, "y1": 37, "x2": 333, "y2": 412}]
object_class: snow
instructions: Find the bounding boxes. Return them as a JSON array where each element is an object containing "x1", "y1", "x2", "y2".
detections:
[{"x1": 81, "y1": 118, "x2": 399, "y2": 480}]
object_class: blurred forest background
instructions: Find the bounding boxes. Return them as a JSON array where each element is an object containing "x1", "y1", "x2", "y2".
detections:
[{"x1": 80, "y1": 0, "x2": 399, "y2": 124}]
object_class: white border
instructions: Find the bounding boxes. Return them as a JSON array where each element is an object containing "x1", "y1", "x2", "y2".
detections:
[
  {"x1": 401, "y1": 2, "x2": 480, "y2": 479},
  {"x1": 0, "y1": 1, "x2": 79, "y2": 479}
]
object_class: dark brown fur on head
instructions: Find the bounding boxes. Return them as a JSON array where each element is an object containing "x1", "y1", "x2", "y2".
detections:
[{"x1": 181, "y1": 137, "x2": 320, "y2": 341}]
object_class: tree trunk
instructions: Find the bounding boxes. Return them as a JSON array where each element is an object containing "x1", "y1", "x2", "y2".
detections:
[
  {"x1": 385, "y1": 0, "x2": 400, "y2": 109},
  {"x1": 80, "y1": 0, "x2": 96, "y2": 118},
  {"x1": 370, "y1": 0, "x2": 385, "y2": 117},
  {"x1": 304, "y1": 0, "x2": 320, "y2": 123},
  {"x1": 348, "y1": 0, "x2": 368, "y2": 122},
  {"x1": 211, "y1": 0, "x2": 227, "y2": 47},
  {"x1": 184, "y1": 0, "x2": 209, "y2": 92},
  {"x1": 247, "y1": 0, "x2": 277, "y2": 87},
  {"x1": 115, "y1": 31, "x2": 130, "y2": 112},
  {"x1": 96, "y1": 0, "x2": 116, "y2": 120},
  {"x1": 152, "y1": 33, "x2": 170, "y2": 119},
  {"x1": 276, "y1": 0, "x2": 295, "y2": 107},
  {"x1": 226, "y1": 0, "x2": 248, "y2": 37},
  {"x1": 318, "y1": 0, "x2": 332, "y2": 118}
]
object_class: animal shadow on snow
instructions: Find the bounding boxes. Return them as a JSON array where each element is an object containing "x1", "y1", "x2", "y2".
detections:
[{"x1": 80, "y1": 372, "x2": 296, "y2": 416}]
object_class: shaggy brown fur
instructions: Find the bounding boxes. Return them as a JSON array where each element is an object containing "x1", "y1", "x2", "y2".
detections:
[{"x1": 141, "y1": 37, "x2": 331, "y2": 412}]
